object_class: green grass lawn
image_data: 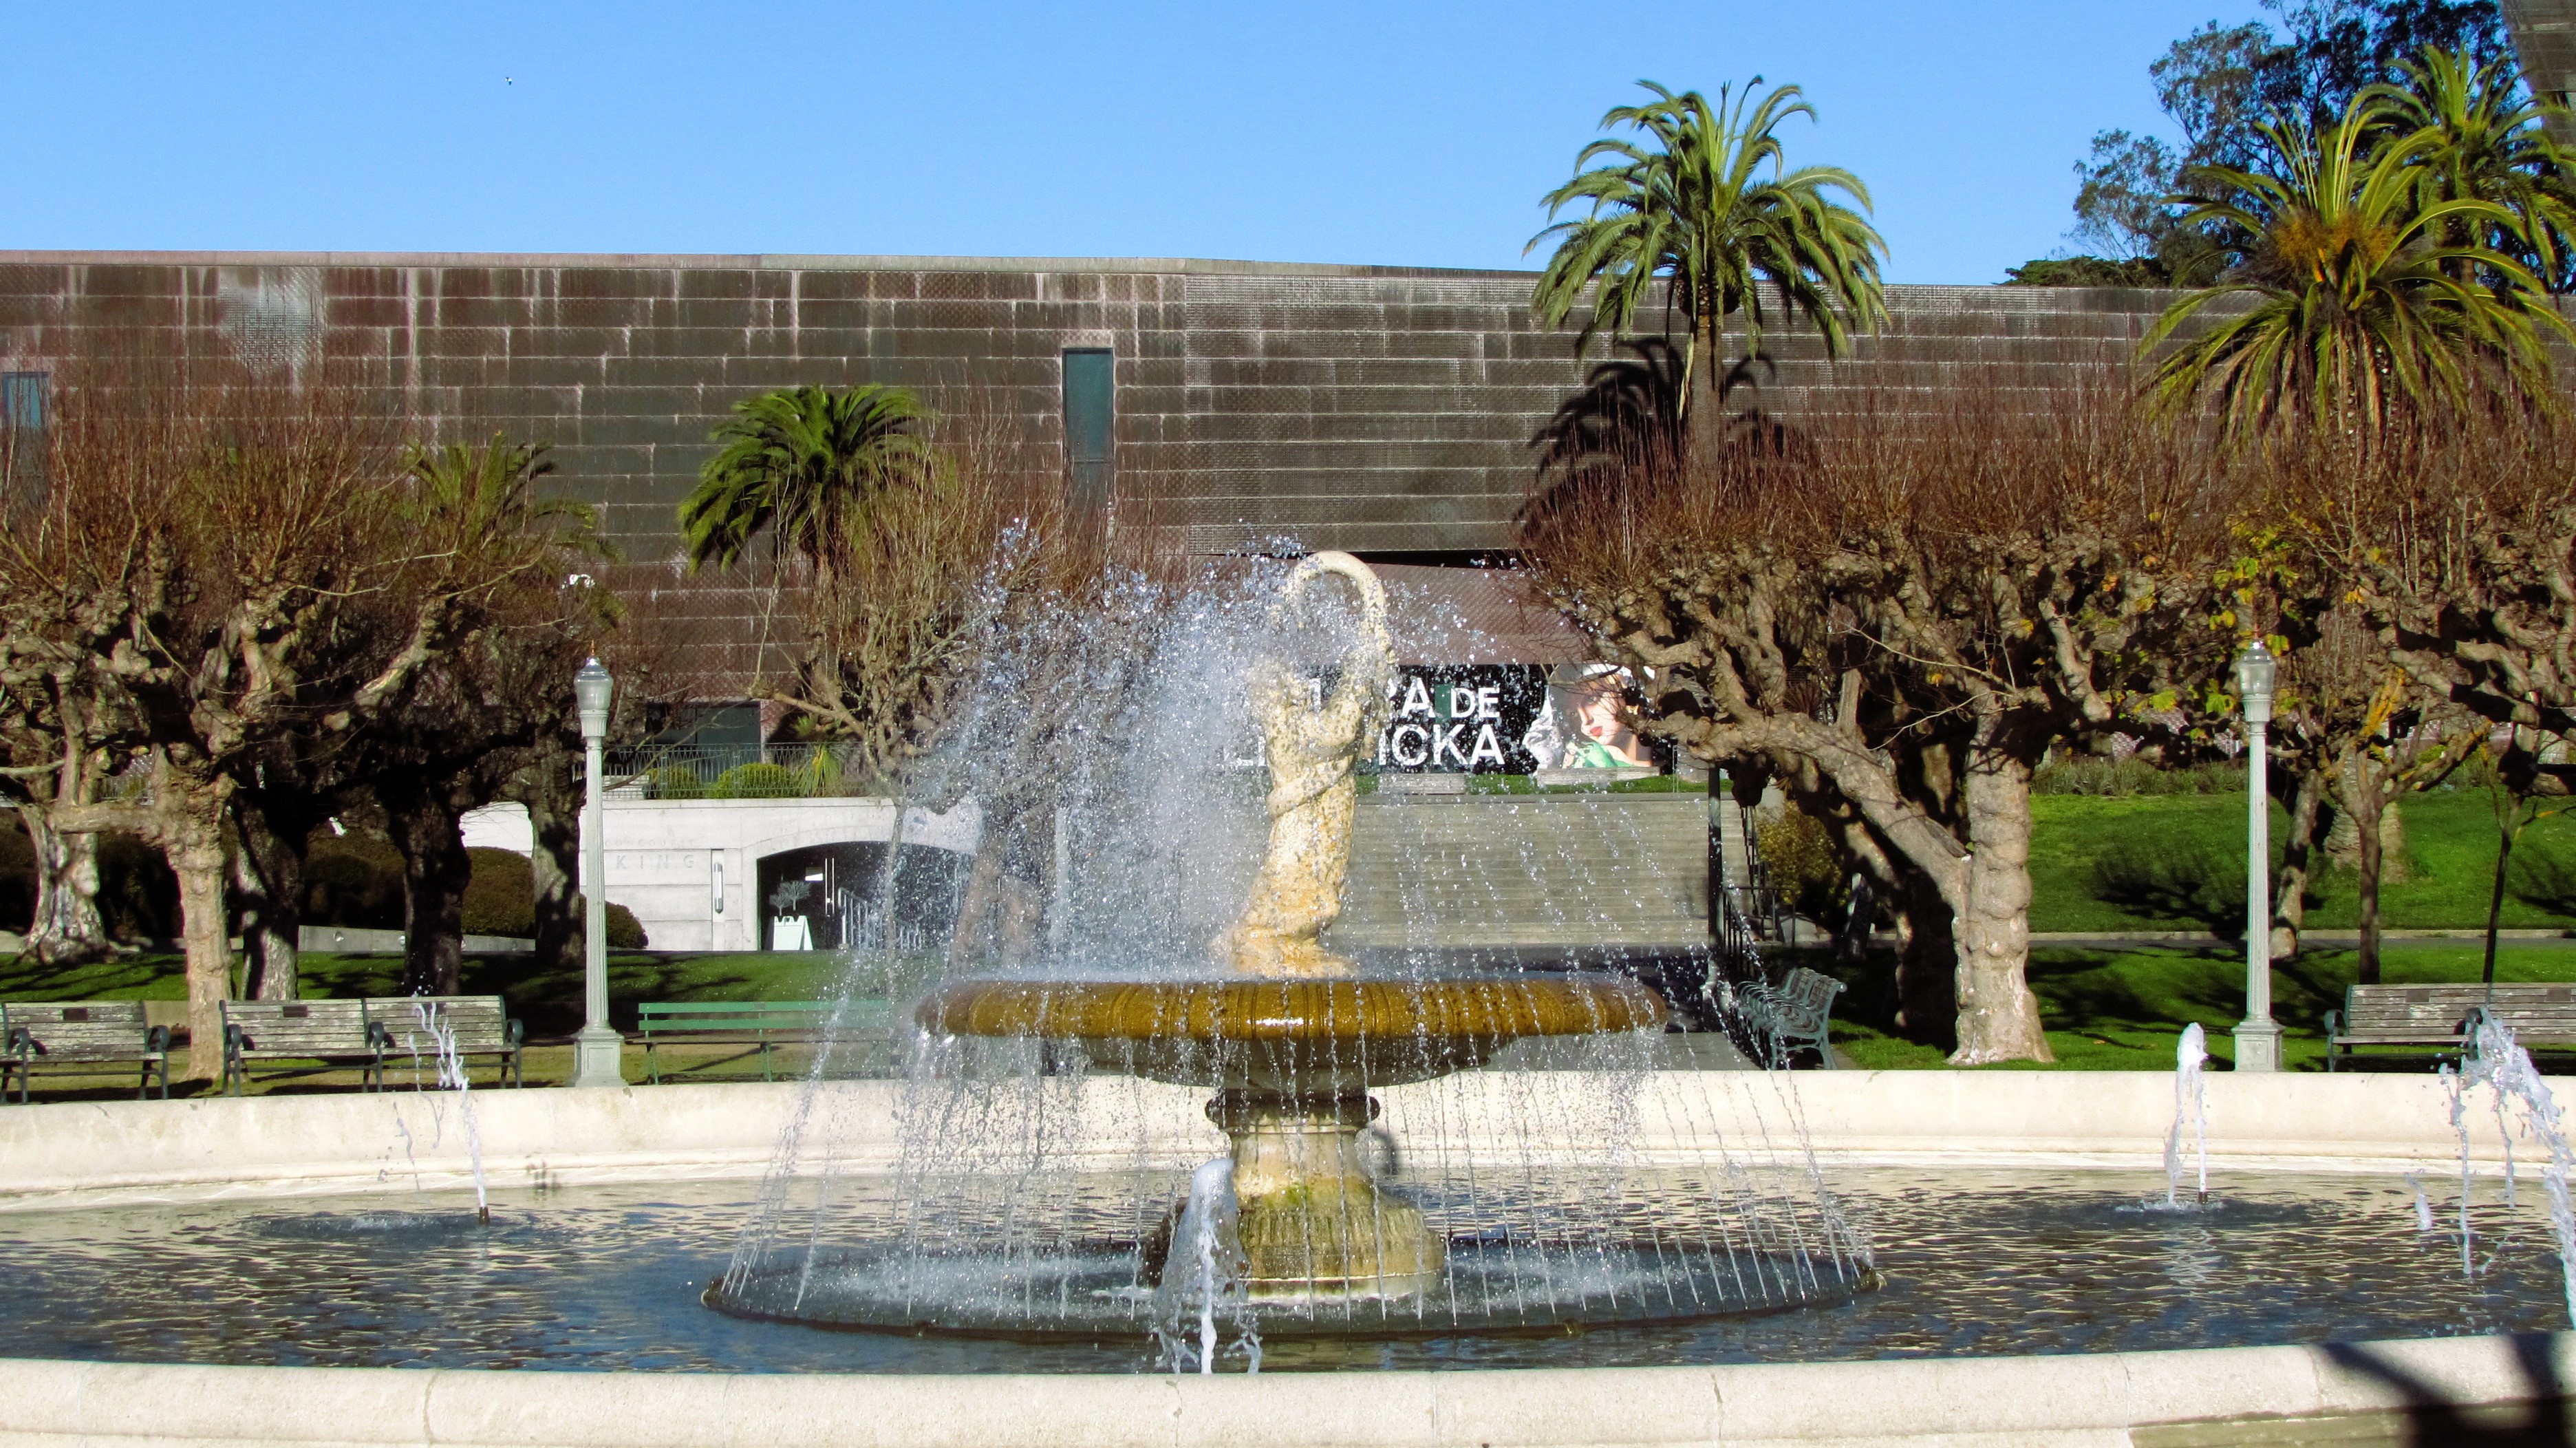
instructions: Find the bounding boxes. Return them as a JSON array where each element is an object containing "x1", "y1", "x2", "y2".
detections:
[
  {"x1": 11, "y1": 786, "x2": 2573, "y2": 1083},
  {"x1": 1818, "y1": 940, "x2": 2576, "y2": 1072},
  {"x1": 0, "y1": 948, "x2": 906, "y2": 1037},
  {"x1": 2028, "y1": 787, "x2": 2576, "y2": 935}
]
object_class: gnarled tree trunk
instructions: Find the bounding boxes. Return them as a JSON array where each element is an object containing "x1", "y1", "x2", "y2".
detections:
[
  {"x1": 1948, "y1": 751, "x2": 2052, "y2": 1065},
  {"x1": 385, "y1": 780, "x2": 473, "y2": 998},
  {"x1": 19, "y1": 802, "x2": 108, "y2": 963},
  {"x1": 56, "y1": 754, "x2": 236, "y2": 1080},
  {"x1": 230, "y1": 794, "x2": 313, "y2": 999},
  {"x1": 1893, "y1": 869, "x2": 1957, "y2": 1047},
  {"x1": 511, "y1": 749, "x2": 582, "y2": 977},
  {"x1": 2271, "y1": 767, "x2": 2331, "y2": 958}
]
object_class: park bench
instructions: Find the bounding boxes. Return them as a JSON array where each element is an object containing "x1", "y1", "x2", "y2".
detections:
[
  {"x1": 222, "y1": 998, "x2": 387, "y2": 1095},
  {"x1": 636, "y1": 1000, "x2": 894, "y2": 1083},
  {"x1": 367, "y1": 996, "x2": 526, "y2": 1088},
  {"x1": 2323, "y1": 983, "x2": 2576, "y2": 1070},
  {"x1": 2, "y1": 1001, "x2": 170, "y2": 1102},
  {"x1": 1736, "y1": 966, "x2": 1847, "y2": 1069}
]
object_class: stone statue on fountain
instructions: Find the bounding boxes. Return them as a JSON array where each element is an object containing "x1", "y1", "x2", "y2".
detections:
[{"x1": 1213, "y1": 551, "x2": 1394, "y2": 979}]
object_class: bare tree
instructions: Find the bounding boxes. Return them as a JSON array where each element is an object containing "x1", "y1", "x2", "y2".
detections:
[
  {"x1": 0, "y1": 350, "x2": 577, "y2": 1076},
  {"x1": 1523, "y1": 372, "x2": 2233, "y2": 1063}
]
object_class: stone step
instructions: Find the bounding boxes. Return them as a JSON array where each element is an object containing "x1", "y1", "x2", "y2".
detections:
[{"x1": 1329, "y1": 794, "x2": 1710, "y2": 950}]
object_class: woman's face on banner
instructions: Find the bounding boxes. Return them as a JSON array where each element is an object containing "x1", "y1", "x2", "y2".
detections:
[
  {"x1": 1576, "y1": 689, "x2": 1623, "y2": 743},
  {"x1": 1573, "y1": 681, "x2": 1646, "y2": 764}
]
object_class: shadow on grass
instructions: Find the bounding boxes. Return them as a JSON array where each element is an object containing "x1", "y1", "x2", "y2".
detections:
[{"x1": 0, "y1": 951, "x2": 188, "y2": 1001}]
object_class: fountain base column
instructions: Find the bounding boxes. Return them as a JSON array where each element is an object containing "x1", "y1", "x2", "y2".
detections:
[{"x1": 1206, "y1": 1089, "x2": 1443, "y2": 1301}]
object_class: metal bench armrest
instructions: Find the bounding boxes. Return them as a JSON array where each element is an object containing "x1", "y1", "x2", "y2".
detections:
[
  {"x1": 145, "y1": 1025, "x2": 170, "y2": 1054},
  {"x1": 507, "y1": 1019, "x2": 525, "y2": 1045}
]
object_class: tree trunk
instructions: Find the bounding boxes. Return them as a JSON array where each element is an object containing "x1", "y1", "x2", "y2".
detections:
[
  {"x1": 2485, "y1": 818, "x2": 2515, "y2": 987},
  {"x1": 51, "y1": 756, "x2": 235, "y2": 1080},
  {"x1": 1893, "y1": 869, "x2": 1957, "y2": 1048},
  {"x1": 18, "y1": 802, "x2": 108, "y2": 963},
  {"x1": 2270, "y1": 769, "x2": 2330, "y2": 958},
  {"x1": 511, "y1": 753, "x2": 582, "y2": 978},
  {"x1": 1948, "y1": 751, "x2": 2053, "y2": 1065},
  {"x1": 229, "y1": 796, "x2": 308, "y2": 1000},
  {"x1": 2326, "y1": 799, "x2": 2407, "y2": 882},
  {"x1": 385, "y1": 784, "x2": 471, "y2": 997},
  {"x1": 168, "y1": 816, "x2": 233, "y2": 1081},
  {"x1": 2354, "y1": 785, "x2": 2387, "y2": 987}
]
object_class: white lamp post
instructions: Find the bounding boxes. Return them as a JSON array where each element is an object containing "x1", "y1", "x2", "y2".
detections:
[
  {"x1": 570, "y1": 658, "x2": 623, "y2": 1088},
  {"x1": 2233, "y1": 639, "x2": 2282, "y2": 1073}
]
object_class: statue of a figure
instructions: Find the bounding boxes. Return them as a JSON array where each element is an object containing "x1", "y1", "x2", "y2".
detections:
[{"x1": 1215, "y1": 551, "x2": 1394, "y2": 978}]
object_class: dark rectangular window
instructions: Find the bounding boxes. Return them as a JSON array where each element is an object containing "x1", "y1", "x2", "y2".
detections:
[
  {"x1": 1062, "y1": 348, "x2": 1114, "y2": 516},
  {"x1": 1, "y1": 372, "x2": 44, "y2": 495},
  {"x1": 1, "y1": 372, "x2": 45, "y2": 433}
]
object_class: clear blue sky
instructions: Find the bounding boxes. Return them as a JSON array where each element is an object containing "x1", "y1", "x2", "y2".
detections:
[{"x1": 1, "y1": 1, "x2": 2264, "y2": 284}]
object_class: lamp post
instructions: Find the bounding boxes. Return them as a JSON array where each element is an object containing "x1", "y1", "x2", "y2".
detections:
[
  {"x1": 570, "y1": 658, "x2": 623, "y2": 1088},
  {"x1": 2233, "y1": 639, "x2": 2282, "y2": 1073}
]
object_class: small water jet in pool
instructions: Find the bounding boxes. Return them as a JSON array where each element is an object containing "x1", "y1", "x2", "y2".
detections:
[
  {"x1": 2160, "y1": 1023, "x2": 2209, "y2": 1211},
  {"x1": 705, "y1": 553, "x2": 1871, "y2": 1349}
]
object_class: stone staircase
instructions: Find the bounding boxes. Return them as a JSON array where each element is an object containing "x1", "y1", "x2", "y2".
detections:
[{"x1": 1326, "y1": 793, "x2": 1711, "y2": 952}]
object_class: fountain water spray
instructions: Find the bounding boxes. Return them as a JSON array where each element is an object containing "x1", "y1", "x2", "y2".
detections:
[
  {"x1": 708, "y1": 550, "x2": 1873, "y2": 1350},
  {"x1": 1152, "y1": 1157, "x2": 1254, "y2": 1374},
  {"x1": 2162, "y1": 1023, "x2": 2209, "y2": 1210},
  {"x1": 2450, "y1": 1016, "x2": 2576, "y2": 1323},
  {"x1": 409, "y1": 1001, "x2": 489, "y2": 1224}
]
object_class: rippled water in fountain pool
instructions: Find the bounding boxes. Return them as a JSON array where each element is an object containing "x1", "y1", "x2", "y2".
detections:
[{"x1": 0, "y1": 1168, "x2": 2563, "y2": 1374}]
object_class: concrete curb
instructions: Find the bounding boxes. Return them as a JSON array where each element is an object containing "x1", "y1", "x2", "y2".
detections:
[
  {"x1": 0, "y1": 1071, "x2": 2533, "y2": 1211},
  {"x1": 0, "y1": 1334, "x2": 2568, "y2": 1447}
]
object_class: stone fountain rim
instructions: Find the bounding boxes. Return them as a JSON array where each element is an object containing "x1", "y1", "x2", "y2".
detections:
[
  {"x1": 0, "y1": 1074, "x2": 2568, "y2": 1445},
  {"x1": 912, "y1": 972, "x2": 1670, "y2": 1043}
]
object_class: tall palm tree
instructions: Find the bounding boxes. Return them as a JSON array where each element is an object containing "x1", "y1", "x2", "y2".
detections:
[
  {"x1": 2144, "y1": 92, "x2": 2568, "y2": 439},
  {"x1": 1529, "y1": 79, "x2": 1886, "y2": 447},
  {"x1": 2368, "y1": 47, "x2": 2576, "y2": 290},
  {"x1": 678, "y1": 384, "x2": 927, "y2": 591}
]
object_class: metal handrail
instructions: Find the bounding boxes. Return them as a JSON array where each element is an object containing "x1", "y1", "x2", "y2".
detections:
[{"x1": 603, "y1": 743, "x2": 870, "y2": 800}]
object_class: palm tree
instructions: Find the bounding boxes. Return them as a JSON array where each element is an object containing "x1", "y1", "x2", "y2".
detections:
[
  {"x1": 678, "y1": 384, "x2": 927, "y2": 591},
  {"x1": 405, "y1": 434, "x2": 592, "y2": 560},
  {"x1": 1529, "y1": 79, "x2": 1886, "y2": 449},
  {"x1": 2144, "y1": 92, "x2": 2568, "y2": 438},
  {"x1": 2368, "y1": 47, "x2": 2576, "y2": 290}
]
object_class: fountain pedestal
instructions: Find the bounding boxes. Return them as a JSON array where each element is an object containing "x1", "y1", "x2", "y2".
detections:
[
  {"x1": 919, "y1": 975, "x2": 1667, "y2": 1302},
  {"x1": 1210, "y1": 1089, "x2": 1441, "y2": 1300}
]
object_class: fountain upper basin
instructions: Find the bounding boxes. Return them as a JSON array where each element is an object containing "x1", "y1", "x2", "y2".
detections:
[{"x1": 914, "y1": 972, "x2": 1668, "y2": 1089}]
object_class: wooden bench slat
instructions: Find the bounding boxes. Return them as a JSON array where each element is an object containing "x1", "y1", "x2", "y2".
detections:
[
  {"x1": 2328, "y1": 984, "x2": 2576, "y2": 1068},
  {"x1": 4, "y1": 1001, "x2": 169, "y2": 1100}
]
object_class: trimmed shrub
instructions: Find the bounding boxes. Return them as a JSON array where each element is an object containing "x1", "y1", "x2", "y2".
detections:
[
  {"x1": 462, "y1": 847, "x2": 536, "y2": 937},
  {"x1": 2034, "y1": 756, "x2": 2245, "y2": 796},
  {"x1": 646, "y1": 767, "x2": 706, "y2": 800},
  {"x1": 304, "y1": 831, "x2": 405, "y2": 930},
  {"x1": 711, "y1": 762, "x2": 799, "y2": 799},
  {"x1": 579, "y1": 897, "x2": 648, "y2": 950},
  {"x1": 1754, "y1": 805, "x2": 1847, "y2": 924}
]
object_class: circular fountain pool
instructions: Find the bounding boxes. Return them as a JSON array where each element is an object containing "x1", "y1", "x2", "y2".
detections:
[{"x1": 1, "y1": 1167, "x2": 2559, "y2": 1374}]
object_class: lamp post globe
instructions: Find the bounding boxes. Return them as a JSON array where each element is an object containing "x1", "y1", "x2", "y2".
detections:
[
  {"x1": 570, "y1": 658, "x2": 623, "y2": 1087},
  {"x1": 575, "y1": 658, "x2": 614, "y2": 742},
  {"x1": 2234, "y1": 641, "x2": 2276, "y2": 725},
  {"x1": 2233, "y1": 639, "x2": 2282, "y2": 1073}
]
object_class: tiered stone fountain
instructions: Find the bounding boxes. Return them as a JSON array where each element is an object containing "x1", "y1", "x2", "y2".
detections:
[{"x1": 921, "y1": 553, "x2": 1666, "y2": 1307}]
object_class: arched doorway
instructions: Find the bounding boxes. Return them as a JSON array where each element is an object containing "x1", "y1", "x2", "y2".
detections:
[{"x1": 755, "y1": 842, "x2": 968, "y2": 951}]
